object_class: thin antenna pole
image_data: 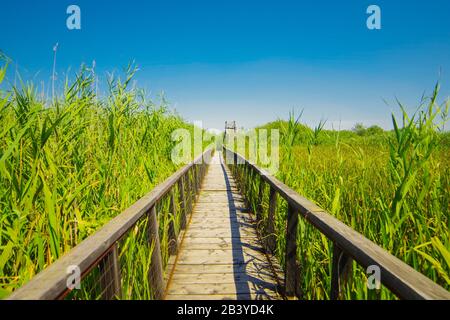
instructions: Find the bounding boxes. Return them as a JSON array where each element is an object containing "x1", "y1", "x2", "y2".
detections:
[
  {"x1": 14, "y1": 61, "x2": 18, "y2": 88},
  {"x1": 41, "y1": 81, "x2": 44, "y2": 101},
  {"x1": 92, "y1": 60, "x2": 98, "y2": 100},
  {"x1": 52, "y1": 43, "x2": 59, "y2": 102}
]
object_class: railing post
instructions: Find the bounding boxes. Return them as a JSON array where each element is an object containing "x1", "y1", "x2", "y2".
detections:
[
  {"x1": 241, "y1": 161, "x2": 247, "y2": 194},
  {"x1": 192, "y1": 165, "x2": 198, "y2": 196},
  {"x1": 256, "y1": 176, "x2": 264, "y2": 221},
  {"x1": 148, "y1": 206, "x2": 165, "y2": 299},
  {"x1": 167, "y1": 188, "x2": 178, "y2": 255},
  {"x1": 196, "y1": 164, "x2": 201, "y2": 192},
  {"x1": 330, "y1": 244, "x2": 353, "y2": 300},
  {"x1": 186, "y1": 170, "x2": 193, "y2": 215},
  {"x1": 246, "y1": 163, "x2": 253, "y2": 199},
  {"x1": 99, "y1": 243, "x2": 122, "y2": 300},
  {"x1": 285, "y1": 203, "x2": 299, "y2": 299},
  {"x1": 178, "y1": 175, "x2": 187, "y2": 230},
  {"x1": 265, "y1": 186, "x2": 277, "y2": 252},
  {"x1": 239, "y1": 163, "x2": 245, "y2": 197}
]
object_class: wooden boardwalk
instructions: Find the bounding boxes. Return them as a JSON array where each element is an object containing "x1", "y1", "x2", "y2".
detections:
[
  {"x1": 165, "y1": 152, "x2": 284, "y2": 300},
  {"x1": 9, "y1": 148, "x2": 450, "y2": 300}
]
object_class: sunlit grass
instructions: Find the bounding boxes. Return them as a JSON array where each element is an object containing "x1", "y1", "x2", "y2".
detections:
[
  {"x1": 241, "y1": 85, "x2": 449, "y2": 299},
  {"x1": 0, "y1": 62, "x2": 198, "y2": 298}
]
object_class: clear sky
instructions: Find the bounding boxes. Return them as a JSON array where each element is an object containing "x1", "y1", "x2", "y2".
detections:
[{"x1": 1, "y1": 0, "x2": 450, "y2": 130}]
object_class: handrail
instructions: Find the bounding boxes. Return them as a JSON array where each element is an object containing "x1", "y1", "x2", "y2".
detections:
[
  {"x1": 223, "y1": 147, "x2": 450, "y2": 300},
  {"x1": 8, "y1": 148, "x2": 214, "y2": 300}
]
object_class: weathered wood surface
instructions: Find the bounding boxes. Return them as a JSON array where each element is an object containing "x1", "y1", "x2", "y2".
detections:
[{"x1": 165, "y1": 152, "x2": 283, "y2": 300}]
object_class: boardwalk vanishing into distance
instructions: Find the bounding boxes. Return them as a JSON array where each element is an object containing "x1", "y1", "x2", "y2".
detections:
[
  {"x1": 165, "y1": 153, "x2": 283, "y2": 300},
  {"x1": 7, "y1": 146, "x2": 450, "y2": 300}
]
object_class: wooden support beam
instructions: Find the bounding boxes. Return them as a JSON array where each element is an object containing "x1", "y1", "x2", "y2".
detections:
[
  {"x1": 243, "y1": 163, "x2": 248, "y2": 191},
  {"x1": 235, "y1": 155, "x2": 239, "y2": 176},
  {"x1": 196, "y1": 164, "x2": 201, "y2": 192},
  {"x1": 99, "y1": 243, "x2": 121, "y2": 300},
  {"x1": 265, "y1": 186, "x2": 277, "y2": 253},
  {"x1": 148, "y1": 206, "x2": 165, "y2": 300},
  {"x1": 186, "y1": 170, "x2": 193, "y2": 215},
  {"x1": 256, "y1": 176, "x2": 264, "y2": 222},
  {"x1": 330, "y1": 244, "x2": 353, "y2": 300},
  {"x1": 167, "y1": 189, "x2": 178, "y2": 255},
  {"x1": 245, "y1": 166, "x2": 252, "y2": 210},
  {"x1": 192, "y1": 166, "x2": 198, "y2": 195},
  {"x1": 178, "y1": 176, "x2": 187, "y2": 230}
]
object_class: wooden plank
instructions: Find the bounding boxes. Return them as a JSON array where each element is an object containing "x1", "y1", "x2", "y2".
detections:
[
  {"x1": 184, "y1": 229, "x2": 258, "y2": 238},
  {"x1": 176, "y1": 248, "x2": 267, "y2": 260},
  {"x1": 187, "y1": 224, "x2": 254, "y2": 231},
  {"x1": 167, "y1": 283, "x2": 279, "y2": 297},
  {"x1": 175, "y1": 253, "x2": 267, "y2": 265},
  {"x1": 165, "y1": 294, "x2": 237, "y2": 300},
  {"x1": 195, "y1": 198, "x2": 246, "y2": 204},
  {"x1": 196, "y1": 197, "x2": 244, "y2": 203},
  {"x1": 166, "y1": 294, "x2": 280, "y2": 300},
  {"x1": 170, "y1": 263, "x2": 275, "y2": 275},
  {"x1": 192, "y1": 208, "x2": 249, "y2": 215},
  {"x1": 189, "y1": 216, "x2": 255, "y2": 225},
  {"x1": 179, "y1": 243, "x2": 270, "y2": 251},
  {"x1": 180, "y1": 237, "x2": 262, "y2": 249},
  {"x1": 201, "y1": 184, "x2": 238, "y2": 187},
  {"x1": 191, "y1": 209, "x2": 252, "y2": 216},
  {"x1": 170, "y1": 272, "x2": 278, "y2": 284},
  {"x1": 201, "y1": 189, "x2": 243, "y2": 195},
  {"x1": 192, "y1": 206, "x2": 252, "y2": 215},
  {"x1": 181, "y1": 236, "x2": 260, "y2": 244},
  {"x1": 197, "y1": 200, "x2": 245, "y2": 206},
  {"x1": 186, "y1": 224, "x2": 257, "y2": 232}
]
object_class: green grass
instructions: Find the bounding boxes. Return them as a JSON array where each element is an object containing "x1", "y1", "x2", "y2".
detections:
[
  {"x1": 0, "y1": 62, "x2": 200, "y2": 298},
  {"x1": 238, "y1": 85, "x2": 449, "y2": 299}
]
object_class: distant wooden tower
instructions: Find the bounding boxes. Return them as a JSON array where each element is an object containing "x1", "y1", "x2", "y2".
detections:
[{"x1": 224, "y1": 121, "x2": 237, "y2": 143}]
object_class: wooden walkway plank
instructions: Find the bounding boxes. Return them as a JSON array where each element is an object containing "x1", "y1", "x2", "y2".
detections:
[{"x1": 165, "y1": 152, "x2": 283, "y2": 300}]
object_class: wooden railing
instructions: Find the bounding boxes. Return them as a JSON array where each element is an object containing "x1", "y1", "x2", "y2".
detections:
[
  {"x1": 223, "y1": 147, "x2": 450, "y2": 300},
  {"x1": 7, "y1": 149, "x2": 214, "y2": 300}
]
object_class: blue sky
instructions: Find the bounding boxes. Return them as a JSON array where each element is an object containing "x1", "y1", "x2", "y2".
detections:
[{"x1": 1, "y1": 0, "x2": 450, "y2": 130}]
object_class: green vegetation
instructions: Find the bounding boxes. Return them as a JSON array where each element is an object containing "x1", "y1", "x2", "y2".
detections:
[
  {"x1": 0, "y1": 61, "x2": 198, "y2": 298},
  {"x1": 242, "y1": 85, "x2": 449, "y2": 299}
]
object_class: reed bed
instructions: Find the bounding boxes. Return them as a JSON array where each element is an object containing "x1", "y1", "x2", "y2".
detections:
[{"x1": 0, "y1": 62, "x2": 198, "y2": 298}]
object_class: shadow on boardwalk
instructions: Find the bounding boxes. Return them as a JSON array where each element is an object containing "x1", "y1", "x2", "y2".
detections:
[{"x1": 220, "y1": 156, "x2": 279, "y2": 300}]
